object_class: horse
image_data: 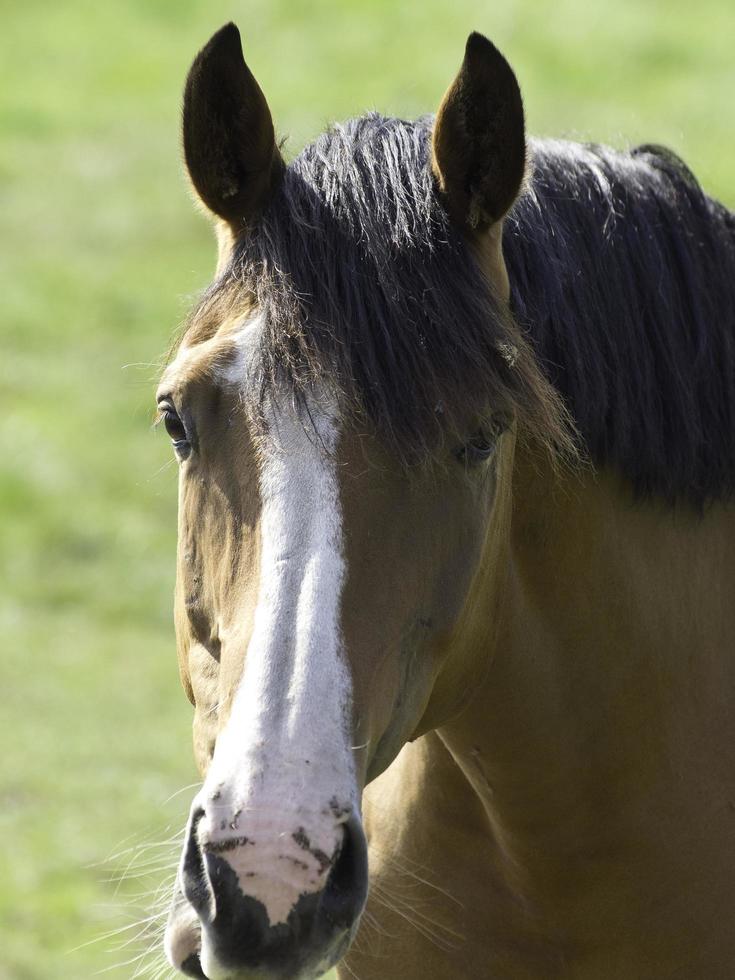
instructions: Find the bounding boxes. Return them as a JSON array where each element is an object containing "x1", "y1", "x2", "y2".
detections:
[{"x1": 158, "y1": 22, "x2": 735, "y2": 980}]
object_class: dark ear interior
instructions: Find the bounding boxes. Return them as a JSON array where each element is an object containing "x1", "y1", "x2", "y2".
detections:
[
  {"x1": 432, "y1": 32, "x2": 526, "y2": 229},
  {"x1": 182, "y1": 23, "x2": 284, "y2": 227}
]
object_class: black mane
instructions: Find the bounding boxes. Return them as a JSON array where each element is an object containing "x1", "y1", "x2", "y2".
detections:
[
  {"x1": 506, "y1": 139, "x2": 735, "y2": 505},
  {"x1": 227, "y1": 114, "x2": 569, "y2": 466},
  {"x1": 213, "y1": 115, "x2": 735, "y2": 505}
]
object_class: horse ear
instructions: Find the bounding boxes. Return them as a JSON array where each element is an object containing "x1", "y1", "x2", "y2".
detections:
[
  {"x1": 182, "y1": 23, "x2": 284, "y2": 228},
  {"x1": 432, "y1": 32, "x2": 526, "y2": 230}
]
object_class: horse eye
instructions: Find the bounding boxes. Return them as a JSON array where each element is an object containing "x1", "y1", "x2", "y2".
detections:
[
  {"x1": 161, "y1": 407, "x2": 190, "y2": 457},
  {"x1": 455, "y1": 430, "x2": 497, "y2": 467},
  {"x1": 163, "y1": 410, "x2": 185, "y2": 441}
]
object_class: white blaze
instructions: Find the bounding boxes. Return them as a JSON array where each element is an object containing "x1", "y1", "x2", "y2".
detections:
[{"x1": 192, "y1": 317, "x2": 357, "y2": 933}]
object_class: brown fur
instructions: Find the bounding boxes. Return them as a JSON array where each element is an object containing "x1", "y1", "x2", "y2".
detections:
[
  {"x1": 162, "y1": 24, "x2": 735, "y2": 980},
  {"x1": 351, "y1": 457, "x2": 735, "y2": 979},
  {"x1": 432, "y1": 33, "x2": 526, "y2": 229},
  {"x1": 183, "y1": 23, "x2": 284, "y2": 228}
]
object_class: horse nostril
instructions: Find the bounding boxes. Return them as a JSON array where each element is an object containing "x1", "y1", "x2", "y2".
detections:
[
  {"x1": 174, "y1": 807, "x2": 368, "y2": 978},
  {"x1": 181, "y1": 807, "x2": 215, "y2": 924},
  {"x1": 322, "y1": 814, "x2": 369, "y2": 930},
  {"x1": 180, "y1": 952, "x2": 206, "y2": 978}
]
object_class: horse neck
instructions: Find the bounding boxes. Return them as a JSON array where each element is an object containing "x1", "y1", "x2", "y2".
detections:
[{"x1": 438, "y1": 445, "x2": 735, "y2": 859}]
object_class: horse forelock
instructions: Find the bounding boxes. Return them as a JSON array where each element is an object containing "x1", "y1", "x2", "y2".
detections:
[
  {"x1": 182, "y1": 113, "x2": 573, "y2": 469},
  {"x1": 179, "y1": 115, "x2": 735, "y2": 506}
]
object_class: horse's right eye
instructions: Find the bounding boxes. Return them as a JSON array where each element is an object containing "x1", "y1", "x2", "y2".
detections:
[
  {"x1": 163, "y1": 410, "x2": 187, "y2": 444},
  {"x1": 158, "y1": 405, "x2": 191, "y2": 459}
]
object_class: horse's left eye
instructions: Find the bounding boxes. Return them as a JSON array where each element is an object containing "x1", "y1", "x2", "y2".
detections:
[{"x1": 455, "y1": 430, "x2": 497, "y2": 467}]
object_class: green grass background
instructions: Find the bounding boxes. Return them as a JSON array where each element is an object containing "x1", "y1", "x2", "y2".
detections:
[{"x1": 1, "y1": 0, "x2": 733, "y2": 977}]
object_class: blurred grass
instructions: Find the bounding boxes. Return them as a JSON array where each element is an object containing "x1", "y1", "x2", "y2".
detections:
[{"x1": 0, "y1": 0, "x2": 733, "y2": 977}]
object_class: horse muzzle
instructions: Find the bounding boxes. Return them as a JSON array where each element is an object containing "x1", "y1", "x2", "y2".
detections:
[{"x1": 165, "y1": 800, "x2": 368, "y2": 979}]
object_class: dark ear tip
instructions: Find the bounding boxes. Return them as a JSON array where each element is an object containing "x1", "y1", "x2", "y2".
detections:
[
  {"x1": 464, "y1": 31, "x2": 496, "y2": 62},
  {"x1": 201, "y1": 22, "x2": 243, "y2": 60},
  {"x1": 463, "y1": 31, "x2": 516, "y2": 88}
]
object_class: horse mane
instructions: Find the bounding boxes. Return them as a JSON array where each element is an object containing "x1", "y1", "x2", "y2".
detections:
[
  {"x1": 202, "y1": 114, "x2": 735, "y2": 505},
  {"x1": 506, "y1": 138, "x2": 735, "y2": 506}
]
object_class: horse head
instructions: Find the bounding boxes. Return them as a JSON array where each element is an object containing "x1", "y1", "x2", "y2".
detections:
[{"x1": 161, "y1": 23, "x2": 568, "y2": 979}]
